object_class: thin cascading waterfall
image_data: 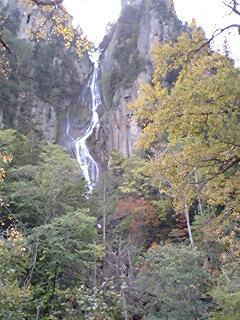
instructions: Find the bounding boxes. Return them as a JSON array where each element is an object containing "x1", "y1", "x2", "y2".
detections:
[
  {"x1": 73, "y1": 63, "x2": 101, "y2": 192},
  {"x1": 66, "y1": 111, "x2": 74, "y2": 142}
]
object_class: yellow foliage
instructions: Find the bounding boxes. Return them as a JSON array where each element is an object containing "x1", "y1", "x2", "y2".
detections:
[
  {"x1": 12, "y1": 0, "x2": 92, "y2": 58},
  {"x1": 0, "y1": 151, "x2": 12, "y2": 207},
  {"x1": 132, "y1": 29, "x2": 240, "y2": 213}
]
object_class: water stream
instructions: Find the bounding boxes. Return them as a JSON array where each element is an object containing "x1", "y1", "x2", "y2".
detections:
[{"x1": 69, "y1": 63, "x2": 101, "y2": 192}]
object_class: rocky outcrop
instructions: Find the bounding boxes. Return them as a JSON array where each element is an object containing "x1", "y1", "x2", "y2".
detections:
[
  {"x1": 13, "y1": 93, "x2": 57, "y2": 143},
  {"x1": 99, "y1": 0, "x2": 183, "y2": 158},
  {"x1": 0, "y1": 0, "x2": 93, "y2": 147}
]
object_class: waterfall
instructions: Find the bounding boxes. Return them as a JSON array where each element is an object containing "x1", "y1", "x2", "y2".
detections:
[{"x1": 73, "y1": 63, "x2": 101, "y2": 192}]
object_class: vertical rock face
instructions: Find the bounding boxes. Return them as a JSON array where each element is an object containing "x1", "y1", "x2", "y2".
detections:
[
  {"x1": 13, "y1": 93, "x2": 58, "y2": 143},
  {"x1": 99, "y1": 0, "x2": 183, "y2": 158},
  {"x1": 0, "y1": 0, "x2": 93, "y2": 146}
]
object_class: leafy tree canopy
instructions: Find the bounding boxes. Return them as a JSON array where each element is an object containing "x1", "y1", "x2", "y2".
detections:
[{"x1": 132, "y1": 27, "x2": 240, "y2": 215}]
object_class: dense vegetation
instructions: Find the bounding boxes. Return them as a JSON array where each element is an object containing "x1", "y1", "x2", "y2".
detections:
[{"x1": 1, "y1": 1, "x2": 240, "y2": 319}]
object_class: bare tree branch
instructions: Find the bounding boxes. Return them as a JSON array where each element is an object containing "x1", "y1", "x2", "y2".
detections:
[
  {"x1": 187, "y1": 24, "x2": 240, "y2": 61},
  {"x1": 223, "y1": 0, "x2": 240, "y2": 16},
  {"x1": 196, "y1": 156, "x2": 240, "y2": 185},
  {"x1": 186, "y1": 1, "x2": 240, "y2": 60}
]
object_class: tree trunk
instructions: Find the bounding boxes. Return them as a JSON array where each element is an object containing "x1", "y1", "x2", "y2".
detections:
[
  {"x1": 103, "y1": 176, "x2": 106, "y2": 247},
  {"x1": 185, "y1": 203, "x2": 194, "y2": 247},
  {"x1": 194, "y1": 170, "x2": 203, "y2": 215},
  {"x1": 93, "y1": 241, "x2": 97, "y2": 293},
  {"x1": 36, "y1": 305, "x2": 41, "y2": 320},
  {"x1": 121, "y1": 289, "x2": 128, "y2": 320}
]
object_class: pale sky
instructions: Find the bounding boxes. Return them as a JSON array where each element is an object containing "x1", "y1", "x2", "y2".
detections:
[{"x1": 64, "y1": 0, "x2": 239, "y2": 63}]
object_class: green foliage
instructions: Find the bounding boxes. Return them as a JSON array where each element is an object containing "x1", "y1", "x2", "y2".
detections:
[
  {"x1": 211, "y1": 291, "x2": 240, "y2": 320},
  {"x1": 0, "y1": 131, "x2": 86, "y2": 227},
  {"x1": 33, "y1": 42, "x2": 84, "y2": 107},
  {"x1": 90, "y1": 151, "x2": 125, "y2": 223},
  {"x1": 133, "y1": 244, "x2": 211, "y2": 319},
  {"x1": 0, "y1": 130, "x2": 107, "y2": 318},
  {"x1": 0, "y1": 229, "x2": 33, "y2": 319},
  {"x1": 115, "y1": 214, "x2": 133, "y2": 237},
  {"x1": 48, "y1": 282, "x2": 122, "y2": 320},
  {"x1": 1, "y1": 0, "x2": 92, "y2": 78},
  {"x1": 0, "y1": 282, "x2": 33, "y2": 320},
  {"x1": 28, "y1": 210, "x2": 103, "y2": 290},
  {"x1": 129, "y1": 24, "x2": 240, "y2": 320},
  {"x1": 0, "y1": 129, "x2": 37, "y2": 166},
  {"x1": 117, "y1": 154, "x2": 176, "y2": 236},
  {"x1": 210, "y1": 267, "x2": 240, "y2": 320},
  {"x1": 101, "y1": 66, "x2": 122, "y2": 108},
  {"x1": 0, "y1": 209, "x2": 104, "y2": 319},
  {"x1": 151, "y1": 198, "x2": 175, "y2": 227},
  {"x1": 110, "y1": 150, "x2": 125, "y2": 175},
  {"x1": 119, "y1": 155, "x2": 154, "y2": 198}
]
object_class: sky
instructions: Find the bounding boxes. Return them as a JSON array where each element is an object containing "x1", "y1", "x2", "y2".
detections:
[{"x1": 63, "y1": 0, "x2": 239, "y2": 63}]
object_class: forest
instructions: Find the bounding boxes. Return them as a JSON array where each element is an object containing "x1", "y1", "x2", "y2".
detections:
[{"x1": 0, "y1": 0, "x2": 240, "y2": 319}]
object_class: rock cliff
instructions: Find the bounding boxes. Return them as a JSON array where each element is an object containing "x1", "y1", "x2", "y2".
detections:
[
  {"x1": 0, "y1": 0, "x2": 93, "y2": 147},
  {"x1": 98, "y1": 0, "x2": 183, "y2": 158}
]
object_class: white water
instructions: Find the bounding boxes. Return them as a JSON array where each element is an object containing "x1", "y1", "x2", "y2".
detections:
[{"x1": 73, "y1": 65, "x2": 101, "y2": 192}]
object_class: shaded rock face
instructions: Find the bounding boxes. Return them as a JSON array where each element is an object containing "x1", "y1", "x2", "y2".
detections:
[
  {"x1": 98, "y1": 0, "x2": 183, "y2": 158},
  {"x1": 13, "y1": 93, "x2": 57, "y2": 143},
  {"x1": 0, "y1": 0, "x2": 93, "y2": 146}
]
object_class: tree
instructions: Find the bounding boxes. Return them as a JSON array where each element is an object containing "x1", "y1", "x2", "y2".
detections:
[
  {"x1": 0, "y1": 128, "x2": 121, "y2": 319},
  {"x1": 27, "y1": 210, "x2": 103, "y2": 311},
  {"x1": 193, "y1": 209, "x2": 240, "y2": 319},
  {"x1": 132, "y1": 27, "x2": 240, "y2": 246},
  {"x1": 0, "y1": 210, "x2": 105, "y2": 319},
  {"x1": 0, "y1": 228, "x2": 33, "y2": 319},
  {"x1": 119, "y1": 155, "x2": 155, "y2": 199},
  {"x1": 133, "y1": 244, "x2": 211, "y2": 320},
  {"x1": 0, "y1": 131, "x2": 88, "y2": 228}
]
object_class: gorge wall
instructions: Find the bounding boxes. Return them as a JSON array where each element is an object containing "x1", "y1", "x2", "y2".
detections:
[
  {"x1": 0, "y1": 0, "x2": 93, "y2": 149},
  {"x1": 98, "y1": 0, "x2": 184, "y2": 158}
]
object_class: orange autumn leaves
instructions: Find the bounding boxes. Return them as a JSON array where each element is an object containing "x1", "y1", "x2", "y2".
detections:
[{"x1": 116, "y1": 197, "x2": 159, "y2": 231}]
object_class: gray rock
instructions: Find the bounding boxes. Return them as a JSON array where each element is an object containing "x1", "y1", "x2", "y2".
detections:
[
  {"x1": 1, "y1": 0, "x2": 93, "y2": 148},
  {"x1": 99, "y1": 0, "x2": 182, "y2": 158}
]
